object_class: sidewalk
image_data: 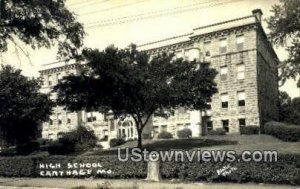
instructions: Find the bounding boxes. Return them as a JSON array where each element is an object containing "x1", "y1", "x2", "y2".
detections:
[{"x1": 0, "y1": 178, "x2": 299, "y2": 189}]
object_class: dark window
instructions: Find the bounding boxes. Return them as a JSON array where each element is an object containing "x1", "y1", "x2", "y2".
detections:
[
  {"x1": 49, "y1": 119, "x2": 53, "y2": 125},
  {"x1": 239, "y1": 119, "x2": 246, "y2": 127},
  {"x1": 237, "y1": 91, "x2": 246, "y2": 107},
  {"x1": 238, "y1": 100, "x2": 245, "y2": 106},
  {"x1": 222, "y1": 102, "x2": 228, "y2": 108},
  {"x1": 205, "y1": 51, "x2": 211, "y2": 57},
  {"x1": 222, "y1": 120, "x2": 229, "y2": 132},
  {"x1": 93, "y1": 116, "x2": 97, "y2": 121},
  {"x1": 207, "y1": 121, "x2": 213, "y2": 131},
  {"x1": 207, "y1": 103, "x2": 212, "y2": 110}
]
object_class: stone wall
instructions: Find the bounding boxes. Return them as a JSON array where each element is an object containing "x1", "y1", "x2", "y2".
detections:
[{"x1": 256, "y1": 28, "x2": 279, "y2": 125}]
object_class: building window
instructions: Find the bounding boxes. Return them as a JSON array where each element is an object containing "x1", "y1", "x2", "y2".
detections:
[
  {"x1": 175, "y1": 50, "x2": 184, "y2": 59},
  {"x1": 221, "y1": 93, "x2": 229, "y2": 108},
  {"x1": 87, "y1": 112, "x2": 96, "y2": 122},
  {"x1": 236, "y1": 35, "x2": 244, "y2": 51},
  {"x1": 237, "y1": 64, "x2": 245, "y2": 80},
  {"x1": 161, "y1": 125, "x2": 167, "y2": 132},
  {"x1": 204, "y1": 41, "x2": 211, "y2": 57},
  {"x1": 110, "y1": 119, "x2": 115, "y2": 131},
  {"x1": 66, "y1": 112, "x2": 71, "y2": 124},
  {"x1": 131, "y1": 128, "x2": 134, "y2": 137},
  {"x1": 186, "y1": 48, "x2": 200, "y2": 62},
  {"x1": 48, "y1": 75, "x2": 53, "y2": 86},
  {"x1": 220, "y1": 66, "x2": 228, "y2": 81},
  {"x1": 57, "y1": 113, "x2": 62, "y2": 125},
  {"x1": 207, "y1": 121, "x2": 213, "y2": 131},
  {"x1": 57, "y1": 73, "x2": 63, "y2": 82},
  {"x1": 219, "y1": 38, "x2": 227, "y2": 54},
  {"x1": 239, "y1": 118, "x2": 246, "y2": 127},
  {"x1": 206, "y1": 103, "x2": 212, "y2": 110},
  {"x1": 237, "y1": 91, "x2": 245, "y2": 107},
  {"x1": 48, "y1": 134, "x2": 54, "y2": 140},
  {"x1": 49, "y1": 116, "x2": 54, "y2": 126},
  {"x1": 222, "y1": 120, "x2": 229, "y2": 132}
]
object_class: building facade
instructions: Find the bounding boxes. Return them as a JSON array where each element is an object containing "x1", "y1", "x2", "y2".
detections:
[
  {"x1": 40, "y1": 9, "x2": 279, "y2": 141},
  {"x1": 139, "y1": 9, "x2": 279, "y2": 136}
]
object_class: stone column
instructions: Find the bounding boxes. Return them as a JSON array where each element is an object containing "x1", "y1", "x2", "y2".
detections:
[{"x1": 146, "y1": 152, "x2": 161, "y2": 181}]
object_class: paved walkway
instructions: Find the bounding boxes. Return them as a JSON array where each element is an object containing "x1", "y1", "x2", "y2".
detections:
[{"x1": 0, "y1": 178, "x2": 299, "y2": 189}]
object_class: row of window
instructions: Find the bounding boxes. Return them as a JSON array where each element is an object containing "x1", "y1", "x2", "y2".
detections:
[
  {"x1": 220, "y1": 63, "x2": 245, "y2": 80},
  {"x1": 49, "y1": 113, "x2": 71, "y2": 125},
  {"x1": 219, "y1": 91, "x2": 245, "y2": 109},
  {"x1": 176, "y1": 35, "x2": 245, "y2": 61},
  {"x1": 118, "y1": 127, "x2": 134, "y2": 138},
  {"x1": 46, "y1": 72, "x2": 69, "y2": 86},
  {"x1": 207, "y1": 118, "x2": 246, "y2": 133},
  {"x1": 48, "y1": 112, "x2": 97, "y2": 125}
]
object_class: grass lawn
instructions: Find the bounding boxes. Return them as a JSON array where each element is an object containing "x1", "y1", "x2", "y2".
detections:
[
  {"x1": 85, "y1": 134, "x2": 300, "y2": 156},
  {"x1": 86, "y1": 138, "x2": 237, "y2": 156},
  {"x1": 201, "y1": 134, "x2": 300, "y2": 154}
]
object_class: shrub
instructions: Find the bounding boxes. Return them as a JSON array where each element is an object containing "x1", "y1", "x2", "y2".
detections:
[
  {"x1": 240, "y1": 125, "x2": 260, "y2": 135},
  {"x1": 177, "y1": 128, "x2": 192, "y2": 138},
  {"x1": 16, "y1": 141, "x2": 40, "y2": 155},
  {"x1": 0, "y1": 154, "x2": 299, "y2": 185},
  {"x1": 264, "y1": 121, "x2": 300, "y2": 142},
  {"x1": 208, "y1": 128, "x2": 226, "y2": 135},
  {"x1": 157, "y1": 131, "x2": 173, "y2": 139},
  {"x1": 109, "y1": 138, "x2": 126, "y2": 147},
  {"x1": 0, "y1": 147, "x2": 16, "y2": 156}
]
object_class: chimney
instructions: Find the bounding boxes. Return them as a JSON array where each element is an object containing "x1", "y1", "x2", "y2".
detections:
[{"x1": 252, "y1": 9, "x2": 263, "y2": 23}]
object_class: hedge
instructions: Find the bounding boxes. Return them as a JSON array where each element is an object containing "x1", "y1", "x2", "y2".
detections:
[
  {"x1": 264, "y1": 121, "x2": 300, "y2": 142},
  {"x1": 0, "y1": 154, "x2": 299, "y2": 185},
  {"x1": 157, "y1": 131, "x2": 173, "y2": 139},
  {"x1": 240, "y1": 126, "x2": 260, "y2": 135},
  {"x1": 177, "y1": 128, "x2": 192, "y2": 138}
]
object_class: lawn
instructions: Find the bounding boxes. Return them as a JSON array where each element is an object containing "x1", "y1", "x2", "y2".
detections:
[
  {"x1": 86, "y1": 134, "x2": 300, "y2": 156},
  {"x1": 201, "y1": 134, "x2": 300, "y2": 154},
  {"x1": 86, "y1": 138, "x2": 237, "y2": 156}
]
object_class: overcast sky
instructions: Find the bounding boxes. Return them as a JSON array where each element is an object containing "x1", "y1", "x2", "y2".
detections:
[{"x1": 1, "y1": 0, "x2": 299, "y2": 98}]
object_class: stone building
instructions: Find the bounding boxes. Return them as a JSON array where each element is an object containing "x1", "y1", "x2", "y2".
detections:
[
  {"x1": 39, "y1": 9, "x2": 279, "y2": 141},
  {"x1": 139, "y1": 9, "x2": 279, "y2": 136}
]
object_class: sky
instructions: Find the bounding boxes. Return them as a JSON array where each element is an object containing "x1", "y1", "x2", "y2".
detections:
[{"x1": 0, "y1": 0, "x2": 299, "y2": 98}]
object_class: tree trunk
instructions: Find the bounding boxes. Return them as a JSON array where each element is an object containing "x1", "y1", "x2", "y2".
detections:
[
  {"x1": 137, "y1": 128, "x2": 143, "y2": 149},
  {"x1": 200, "y1": 110, "x2": 208, "y2": 136}
]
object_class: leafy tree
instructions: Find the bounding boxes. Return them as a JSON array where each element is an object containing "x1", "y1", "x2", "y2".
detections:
[
  {"x1": 0, "y1": 0, "x2": 85, "y2": 59},
  {"x1": 266, "y1": 0, "x2": 300, "y2": 87},
  {"x1": 54, "y1": 44, "x2": 218, "y2": 148},
  {"x1": 0, "y1": 65, "x2": 54, "y2": 146},
  {"x1": 278, "y1": 91, "x2": 300, "y2": 125},
  {"x1": 278, "y1": 91, "x2": 292, "y2": 122}
]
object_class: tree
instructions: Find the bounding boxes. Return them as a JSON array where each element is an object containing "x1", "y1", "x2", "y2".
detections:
[
  {"x1": 278, "y1": 91, "x2": 300, "y2": 125},
  {"x1": 54, "y1": 44, "x2": 218, "y2": 148},
  {"x1": 278, "y1": 91, "x2": 292, "y2": 122},
  {"x1": 266, "y1": 0, "x2": 300, "y2": 87},
  {"x1": 0, "y1": 0, "x2": 85, "y2": 59},
  {"x1": 59, "y1": 125, "x2": 98, "y2": 153},
  {"x1": 0, "y1": 65, "x2": 54, "y2": 146}
]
